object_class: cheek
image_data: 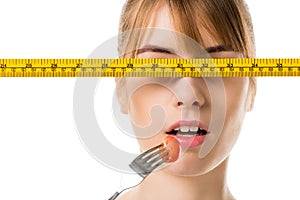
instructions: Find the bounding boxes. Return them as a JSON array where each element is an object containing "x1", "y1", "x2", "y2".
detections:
[
  {"x1": 219, "y1": 78, "x2": 249, "y2": 148},
  {"x1": 224, "y1": 78, "x2": 249, "y2": 116},
  {"x1": 203, "y1": 78, "x2": 250, "y2": 171},
  {"x1": 128, "y1": 84, "x2": 174, "y2": 127}
]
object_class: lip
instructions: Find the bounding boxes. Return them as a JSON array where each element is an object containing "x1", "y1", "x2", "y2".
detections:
[
  {"x1": 165, "y1": 120, "x2": 209, "y2": 148},
  {"x1": 175, "y1": 135, "x2": 207, "y2": 148}
]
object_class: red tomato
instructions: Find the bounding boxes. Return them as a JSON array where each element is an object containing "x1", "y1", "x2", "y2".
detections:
[{"x1": 163, "y1": 135, "x2": 180, "y2": 163}]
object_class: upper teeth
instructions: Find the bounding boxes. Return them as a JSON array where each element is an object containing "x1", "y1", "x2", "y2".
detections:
[{"x1": 177, "y1": 126, "x2": 199, "y2": 132}]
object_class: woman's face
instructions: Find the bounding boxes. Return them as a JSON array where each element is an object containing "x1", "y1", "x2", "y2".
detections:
[{"x1": 116, "y1": 4, "x2": 255, "y2": 176}]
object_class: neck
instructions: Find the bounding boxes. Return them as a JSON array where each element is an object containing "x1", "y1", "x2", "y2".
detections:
[{"x1": 134, "y1": 158, "x2": 234, "y2": 200}]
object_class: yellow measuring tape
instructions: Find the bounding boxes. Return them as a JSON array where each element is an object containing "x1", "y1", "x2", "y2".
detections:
[{"x1": 0, "y1": 58, "x2": 300, "y2": 77}]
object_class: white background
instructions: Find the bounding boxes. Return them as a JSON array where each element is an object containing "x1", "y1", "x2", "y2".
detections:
[{"x1": 0, "y1": 0, "x2": 300, "y2": 199}]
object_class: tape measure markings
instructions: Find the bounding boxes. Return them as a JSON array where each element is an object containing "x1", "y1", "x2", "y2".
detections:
[{"x1": 1, "y1": 58, "x2": 300, "y2": 77}]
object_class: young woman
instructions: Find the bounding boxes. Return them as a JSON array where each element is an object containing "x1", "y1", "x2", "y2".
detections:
[{"x1": 113, "y1": 0, "x2": 256, "y2": 199}]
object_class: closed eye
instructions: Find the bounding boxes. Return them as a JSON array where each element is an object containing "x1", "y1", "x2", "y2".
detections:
[
  {"x1": 137, "y1": 45, "x2": 176, "y2": 55},
  {"x1": 205, "y1": 45, "x2": 234, "y2": 53}
]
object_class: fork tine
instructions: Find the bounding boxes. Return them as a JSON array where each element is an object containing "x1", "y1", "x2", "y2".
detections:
[
  {"x1": 148, "y1": 157, "x2": 169, "y2": 172},
  {"x1": 135, "y1": 143, "x2": 164, "y2": 160},
  {"x1": 146, "y1": 151, "x2": 169, "y2": 167},
  {"x1": 137, "y1": 150, "x2": 169, "y2": 174},
  {"x1": 143, "y1": 147, "x2": 166, "y2": 161},
  {"x1": 129, "y1": 143, "x2": 170, "y2": 178}
]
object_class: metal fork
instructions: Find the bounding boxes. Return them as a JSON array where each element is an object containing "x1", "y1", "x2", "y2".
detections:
[
  {"x1": 129, "y1": 143, "x2": 170, "y2": 178},
  {"x1": 107, "y1": 144, "x2": 170, "y2": 200}
]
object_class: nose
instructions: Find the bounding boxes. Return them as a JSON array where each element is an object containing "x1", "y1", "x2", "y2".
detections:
[
  {"x1": 174, "y1": 78, "x2": 206, "y2": 109},
  {"x1": 177, "y1": 100, "x2": 201, "y2": 107}
]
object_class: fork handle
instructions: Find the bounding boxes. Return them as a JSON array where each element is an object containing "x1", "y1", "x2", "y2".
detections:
[{"x1": 108, "y1": 192, "x2": 120, "y2": 200}]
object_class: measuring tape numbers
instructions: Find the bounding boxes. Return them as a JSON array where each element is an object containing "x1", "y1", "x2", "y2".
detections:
[{"x1": 0, "y1": 58, "x2": 300, "y2": 77}]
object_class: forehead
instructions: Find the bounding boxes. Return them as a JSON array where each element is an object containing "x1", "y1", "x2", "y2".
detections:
[{"x1": 136, "y1": 3, "x2": 220, "y2": 57}]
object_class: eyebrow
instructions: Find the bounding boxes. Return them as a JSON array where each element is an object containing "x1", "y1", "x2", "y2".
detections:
[{"x1": 137, "y1": 44, "x2": 234, "y2": 55}]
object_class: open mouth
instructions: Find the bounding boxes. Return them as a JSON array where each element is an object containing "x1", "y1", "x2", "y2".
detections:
[
  {"x1": 165, "y1": 121, "x2": 210, "y2": 147},
  {"x1": 166, "y1": 126, "x2": 208, "y2": 136},
  {"x1": 165, "y1": 120, "x2": 210, "y2": 137}
]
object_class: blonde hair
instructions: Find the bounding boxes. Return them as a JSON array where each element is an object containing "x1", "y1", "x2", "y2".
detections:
[{"x1": 118, "y1": 0, "x2": 255, "y2": 58}]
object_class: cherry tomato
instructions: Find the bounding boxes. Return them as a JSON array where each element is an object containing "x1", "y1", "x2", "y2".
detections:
[{"x1": 163, "y1": 135, "x2": 180, "y2": 163}]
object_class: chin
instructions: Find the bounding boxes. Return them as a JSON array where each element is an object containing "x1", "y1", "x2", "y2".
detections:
[{"x1": 162, "y1": 150, "x2": 214, "y2": 177}]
